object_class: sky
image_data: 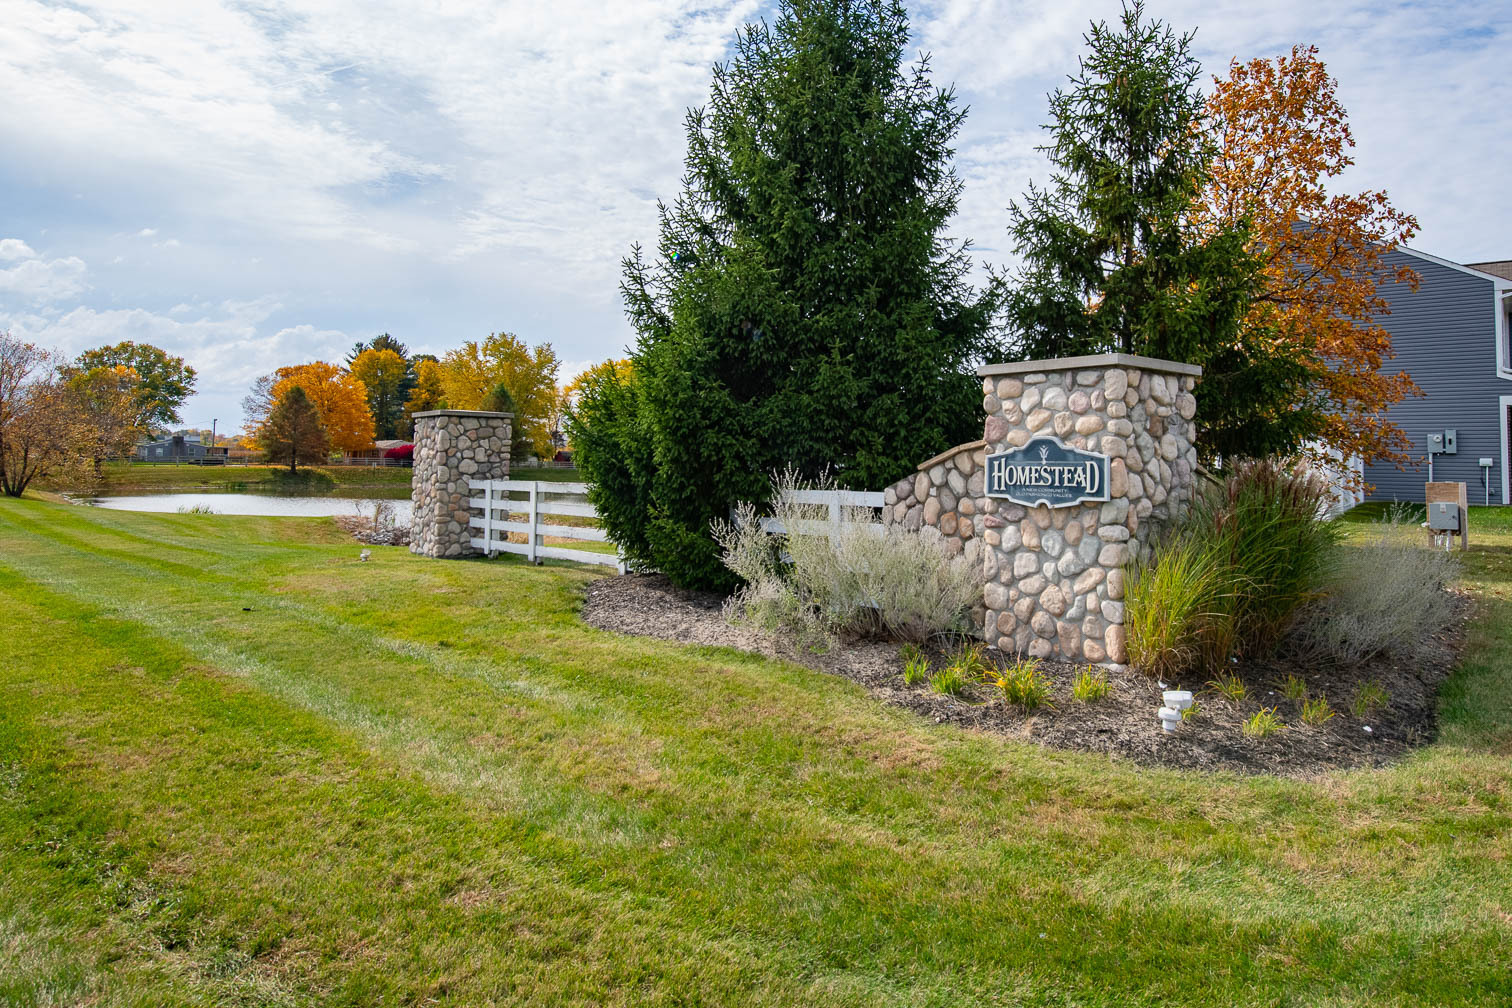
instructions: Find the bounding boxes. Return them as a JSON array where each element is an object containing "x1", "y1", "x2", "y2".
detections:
[{"x1": 1, "y1": 0, "x2": 1508, "y2": 433}]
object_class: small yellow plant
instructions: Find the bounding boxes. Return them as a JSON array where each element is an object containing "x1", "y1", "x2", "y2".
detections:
[
  {"x1": 902, "y1": 654, "x2": 930, "y2": 687},
  {"x1": 947, "y1": 642, "x2": 990, "y2": 679},
  {"x1": 1207, "y1": 672, "x2": 1246, "y2": 703},
  {"x1": 982, "y1": 657, "x2": 1053, "y2": 710},
  {"x1": 1278, "y1": 674, "x2": 1308, "y2": 701},
  {"x1": 929, "y1": 662, "x2": 970, "y2": 697},
  {"x1": 1352, "y1": 681, "x2": 1388, "y2": 717},
  {"x1": 1301, "y1": 695, "x2": 1336, "y2": 725},
  {"x1": 1072, "y1": 666, "x2": 1110, "y2": 702},
  {"x1": 1242, "y1": 707, "x2": 1283, "y2": 738}
]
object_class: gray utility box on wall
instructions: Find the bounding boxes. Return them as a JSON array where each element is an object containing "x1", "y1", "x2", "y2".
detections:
[
  {"x1": 1444, "y1": 429, "x2": 1458, "y2": 454},
  {"x1": 1429, "y1": 500, "x2": 1460, "y2": 531}
]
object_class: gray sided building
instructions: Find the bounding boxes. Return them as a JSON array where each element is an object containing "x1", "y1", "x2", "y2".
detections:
[{"x1": 1361, "y1": 248, "x2": 1512, "y2": 506}]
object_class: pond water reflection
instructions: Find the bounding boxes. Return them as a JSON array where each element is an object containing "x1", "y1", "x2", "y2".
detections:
[{"x1": 79, "y1": 492, "x2": 414, "y2": 521}]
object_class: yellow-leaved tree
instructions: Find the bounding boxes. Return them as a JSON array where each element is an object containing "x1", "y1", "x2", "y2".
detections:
[
  {"x1": 246, "y1": 362, "x2": 374, "y2": 453},
  {"x1": 437, "y1": 333, "x2": 559, "y2": 459},
  {"x1": 347, "y1": 348, "x2": 409, "y2": 440},
  {"x1": 562, "y1": 359, "x2": 632, "y2": 413},
  {"x1": 403, "y1": 357, "x2": 445, "y2": 428},
  {"x1": 1203, "y1": 45, "x2": 1421, "y2": 476}
]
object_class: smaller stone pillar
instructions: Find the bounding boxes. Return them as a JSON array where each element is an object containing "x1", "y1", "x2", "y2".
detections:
[{"x1": 410, "y1": 410, "x2": 512, "y2": 558}]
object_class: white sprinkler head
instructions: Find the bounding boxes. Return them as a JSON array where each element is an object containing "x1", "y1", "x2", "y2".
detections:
[{"x1": 1162, "y1": 690, "x2": 1194, "y2": 712}]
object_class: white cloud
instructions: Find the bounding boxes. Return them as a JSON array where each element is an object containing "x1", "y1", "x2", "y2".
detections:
[
  {"x1": 0, "y1": 240, "x2": 88, "y2": 302},
  {"x1": 0, "y1": 0, "x2": 1507, "y2": 426},
  {"x1": 0, "y1": 238, "x2": 36, "y2": 262},
  {"x1": 0, "y1": 294, "x2": 354, "y2": 428}
]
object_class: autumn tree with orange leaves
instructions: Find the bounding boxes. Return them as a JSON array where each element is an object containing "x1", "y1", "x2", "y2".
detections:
[
  {"x1": 245, "y1": 362, "x2": 375, "y2": 454},
  {"x1": 1203, "y1": 45, "x2": 1420, "y2": 473}
]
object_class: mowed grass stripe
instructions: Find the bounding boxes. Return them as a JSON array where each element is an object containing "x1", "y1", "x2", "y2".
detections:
[
  {"x1": 0, "y1": 498, "x2": 1509, "y2": 1004},
  {"x1": 0, "y1": 574, "x2": 882, "y2": 1007},
  {"x1": 0, "y1": 504, "x2": 1493, "y2": 991}
]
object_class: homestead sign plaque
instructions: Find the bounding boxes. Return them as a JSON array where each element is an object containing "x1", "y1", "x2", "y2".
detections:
[{"x1": 985, "y1": 436, "x2": 1110, "y2": 508}]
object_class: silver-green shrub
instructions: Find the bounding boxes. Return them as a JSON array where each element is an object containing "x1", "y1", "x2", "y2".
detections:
[
  {"x1": 1288, "y1": 508, "x2": 1459, "y2": 664},
  {"x1": 712, "y1": 470, "x2": 983, "y2": 645}
]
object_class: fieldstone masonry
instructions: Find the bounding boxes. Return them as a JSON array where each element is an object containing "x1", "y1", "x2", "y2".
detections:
[
  {"x1": 885, "y1": 353, "x2": 1200, "y2": 664},
  {"x1": 410, "y1": 409, "x2": 513, "y2": 558}
]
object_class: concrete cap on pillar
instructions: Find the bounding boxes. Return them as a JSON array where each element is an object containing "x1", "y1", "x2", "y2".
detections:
[{"x1": 978, "y1": 353, "x2": 1202, "y2": 378}]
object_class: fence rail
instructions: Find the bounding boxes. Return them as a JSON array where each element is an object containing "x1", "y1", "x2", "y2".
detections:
[
  {"x1": 758, "y1": 488, "x2": 887, "y2": 538},
  {"x1": 126, "y1": 458, "x2": 414, "y2": 468},
  {"x1": 468, "y1": 479, "x2": 624, "y2": 571}
]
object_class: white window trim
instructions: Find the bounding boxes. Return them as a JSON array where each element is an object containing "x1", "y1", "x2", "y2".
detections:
[
  {"x1": 1501, "y1": 291, "x2": 1512, "y2": 379},
  {"x1": 1502, "y1": 395, "x2": 1512, "y2": 507}
]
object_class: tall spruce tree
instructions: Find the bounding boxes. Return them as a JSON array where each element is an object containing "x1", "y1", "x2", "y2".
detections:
[
  {"x1": 1006, "y1": 0, "x2": 1316, "y2": 461},
  {"x1": 585, "y1": 0, "x2": 1003, "y2": 589},
  {"x1": 257, "y1": 385, "x2": 330, "y2": 473}
]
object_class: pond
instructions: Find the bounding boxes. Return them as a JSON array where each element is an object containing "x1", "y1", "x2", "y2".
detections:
[{"x1": 78, "y1": 492, "x2": 414, "y2": 521}]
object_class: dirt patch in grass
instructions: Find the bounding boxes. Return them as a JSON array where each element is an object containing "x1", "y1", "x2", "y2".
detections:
[{"x1": 581, "y1": 573, "x2": 1471, "y2": 777}]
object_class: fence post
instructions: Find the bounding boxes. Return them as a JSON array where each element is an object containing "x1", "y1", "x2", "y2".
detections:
[
  {"x1": 830, "y1": 495, "x2": 842, "y2": 542},
  {"x1": 527, "y1": 482, "x2": 539, "y2": 563},
  {"x1": 481, "y1": 480, "x2": 495, "y2": 556}
]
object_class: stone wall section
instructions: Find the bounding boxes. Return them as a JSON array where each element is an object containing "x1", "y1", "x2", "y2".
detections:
[
  {"x1": 978, "y1": 360, "x2": 1199, "y2": 663},
  {"x1": 882, "y1": 439, "x2": 985, "y2": 556},
  {"x1": 411, "y1": 410, "x2": 513, "y2": 558},
  {"x1": 883, "y1": 440, "x2": 988, "y2": 630}
]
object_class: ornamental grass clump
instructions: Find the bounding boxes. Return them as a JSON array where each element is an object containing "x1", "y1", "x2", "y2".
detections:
[
  {"x1": 1242, "y1": 707, "x2": 1284, "y2": 739},
  {"x1": 1301, "y1": 695, "x2": 1337, "y2": 725},
  {"x1": 1125, "y1": 536, "x2": 1227, "y2": 682},
  {"x1": 1352, "y1": 681, "x2": 1389, "y2": 718},
  {"x1": 901, "y1": 644, "x2": 931, "y2": 686},
  {"x1": 1126, "y1": 459, "x2": 1338, "y2": 680},
  {"x1": 713, "y1": 470, "x2": 983, "y2": 645},
  {"x1": 1287, "y1": 506, "x2": 1460, "y2": 665},
  {"x1": 1190, "y1": 459, "x2": 1341, "y2": 657},
  {"x1": 1207, "y1": 672, "x2": 1246, "y2": 703},
  {"x1": 929, "y1": 662, "x2": 971, "y2": 697}
]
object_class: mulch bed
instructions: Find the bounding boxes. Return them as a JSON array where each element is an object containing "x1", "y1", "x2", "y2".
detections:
[{"x1": 580, "y1": 573, "x2": 1471, "y2": 777}]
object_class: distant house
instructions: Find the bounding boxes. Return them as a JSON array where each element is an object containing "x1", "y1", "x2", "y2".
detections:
[
  {"x1": 340, "y1": 439, "x2": 409, "y2": 465},
  {"x1": 135, "y1": 434, "x2": 229, "y2": 463},
  {"x1": 1353, "y1": 247, "x2": 1512, "y2": 506}
]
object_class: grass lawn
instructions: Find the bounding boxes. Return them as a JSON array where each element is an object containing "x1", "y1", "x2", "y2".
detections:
[
  {"x1": 44, "y1": 461, "x2": 584, "y2": 496},
  {"x1": 1, "y1": 497, "x2": 1509, "y2": 1006}
]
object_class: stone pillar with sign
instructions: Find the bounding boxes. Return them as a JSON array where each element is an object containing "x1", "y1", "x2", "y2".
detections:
[{"x1": 976, "y1": 354, "x2": 1201, "y2": 664}]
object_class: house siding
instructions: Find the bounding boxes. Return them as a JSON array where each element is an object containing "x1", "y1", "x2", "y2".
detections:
[{"x1": 1363, "y1": 249, "x2": 1510, "y2": 505}]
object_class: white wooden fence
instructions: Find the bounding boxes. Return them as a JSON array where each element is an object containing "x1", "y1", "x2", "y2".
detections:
[
  {"x1": 467, "y1": 481, "x2": 886, "y2": 573},
  {"x1": 758, "y1": 488, "x2": 887, "y2": 538},
  {"x1": 469, "y1": 479, "x2": 624, "y2": 571}
]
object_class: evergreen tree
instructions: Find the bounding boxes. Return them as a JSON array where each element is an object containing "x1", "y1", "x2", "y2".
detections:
[
  {"x1": 349, "y1": 348, "x2": 410, "y2": 440},
  {"x1": 583, "y1": 0, "x2": 1003, "y2": 589},
  {"x1": 257, "y1": 385, "x2": 330, "y2": 473},
  {"x1": 1006, "y1": 0, "x2": 1313, "y2": 460},
  {"x1": 346, "y1": 334, "x2": 417, "y2": 437}
]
